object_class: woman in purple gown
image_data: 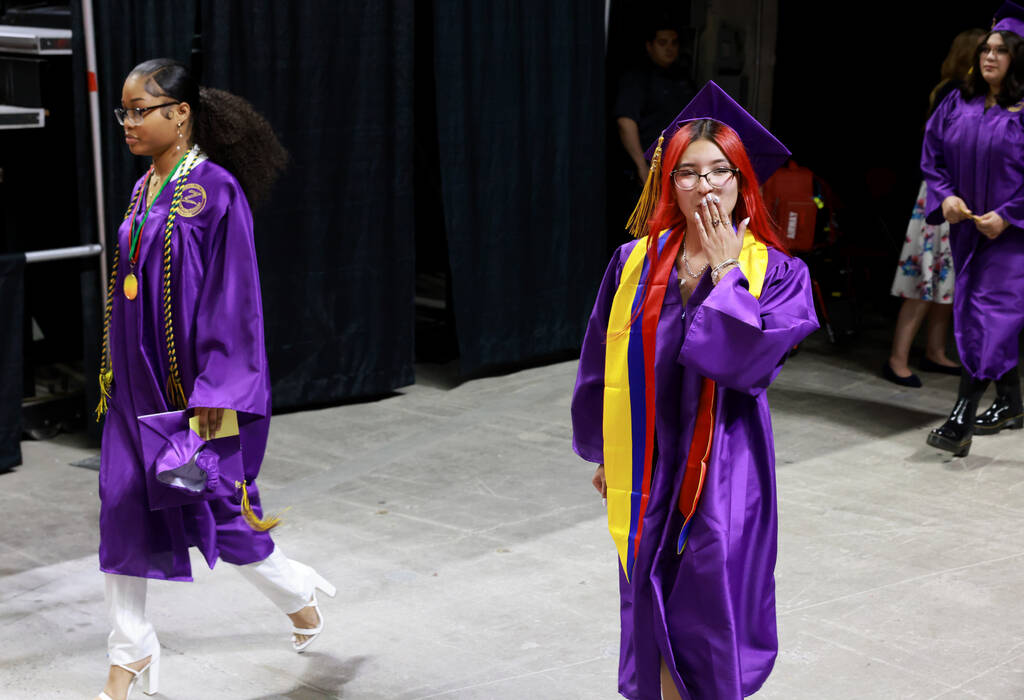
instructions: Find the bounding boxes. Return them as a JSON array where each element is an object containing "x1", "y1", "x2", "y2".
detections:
[
  {"x1": 922, "y1": 14, "x2": 1024, "y2": 457},
  {"x1": 94, "y1": 59, "x2": 334, "y2": 700},
  {"x1": 571, "y1": 83, "x2": 818, "y2": 699}
]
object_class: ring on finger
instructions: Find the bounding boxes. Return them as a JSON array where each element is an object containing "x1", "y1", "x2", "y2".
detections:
[{"x1": 712, "y1": 218, "x2": 721, "y2": 226}]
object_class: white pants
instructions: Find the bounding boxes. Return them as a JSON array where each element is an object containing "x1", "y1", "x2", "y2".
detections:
[{"x1": 105, "y1": 546, "x2": 314, "y2": 665}]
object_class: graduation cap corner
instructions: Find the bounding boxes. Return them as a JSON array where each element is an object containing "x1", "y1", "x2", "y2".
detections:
[{"x1": 994, "y1": 0, "x2": 1024, "y2": 37}]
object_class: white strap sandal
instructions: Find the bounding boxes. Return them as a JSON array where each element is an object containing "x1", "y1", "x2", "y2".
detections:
[
  {"x1": 97, "y1": 653, "x2": 160, "y2": 699},
  {"x1": 291, "y1": 569, "x2": 336, "y2": 653}
]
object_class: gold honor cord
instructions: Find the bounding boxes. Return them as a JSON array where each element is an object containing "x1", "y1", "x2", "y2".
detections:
[
  {"x1": 96, "y1": 147, "x2": 201, "y2": 419},
  {"x1": 96, "y1": 182, "x2": 145, "y2": 419},
  {"x1": 161, "y1": 147, "x2": 201, "y2": 410}
]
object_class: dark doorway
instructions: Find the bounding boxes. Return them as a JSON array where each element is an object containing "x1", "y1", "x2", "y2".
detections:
[{"x1": 413, "y1": 0, "x2": 458, "y2": 366}]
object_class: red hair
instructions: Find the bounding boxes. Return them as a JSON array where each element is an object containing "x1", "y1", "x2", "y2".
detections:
[
  {"x1": 623, "y1": 119, "x2": 788, "y2": 332},
  {"x1": 647, "y1": 119, "x2": 788, "y2": 251}
]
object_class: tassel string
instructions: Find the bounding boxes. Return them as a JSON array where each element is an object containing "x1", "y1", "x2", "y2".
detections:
[
  {"x1": 626, "y1": 134, "x2": 664, "y2": 238},
  {"x1": 235, "y1": 479, "x2": 288, "y2": 531}
]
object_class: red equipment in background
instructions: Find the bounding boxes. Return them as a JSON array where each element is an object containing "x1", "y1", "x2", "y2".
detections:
[
  {"x1": 763, "y1": 160, "x2": 854, "y2": 344},
  {"x1": 763, "y1": 160, "x2": 817, "y2": 252}
]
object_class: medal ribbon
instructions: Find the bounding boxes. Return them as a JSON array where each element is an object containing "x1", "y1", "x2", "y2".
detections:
[{"x1": 128, "y1": 152, "x2": 187, "y2": 265}]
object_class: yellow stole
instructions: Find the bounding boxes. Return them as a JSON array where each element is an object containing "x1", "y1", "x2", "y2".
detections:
[{"x1": 603, "y1": 230, "x2": 768, "y2": 580}]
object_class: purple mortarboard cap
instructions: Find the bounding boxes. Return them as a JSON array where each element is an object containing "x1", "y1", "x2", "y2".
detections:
[
  {"x1": 994, "y1": 1, "x2": 1024, "y2": 36},
  {"x1": 643, "y1": 80, "x2": 790, "y2": 185},
  {"x1": 138, "y1": 409, "x2": 243, "y2": 510}
]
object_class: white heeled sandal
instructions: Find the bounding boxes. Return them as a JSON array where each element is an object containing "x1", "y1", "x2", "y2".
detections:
[
  {"x1": 97, "y1": 652, "x2": 160, "y2": 699},
  {"x1": 291, "y1": 568, "x2": 336, "y2": 653}
]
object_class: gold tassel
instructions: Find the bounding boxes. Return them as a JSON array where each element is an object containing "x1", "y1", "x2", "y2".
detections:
[
  {"x1": 95, "y1": 370, "x2": 113, "y2": 421},
  {"x1": 235, "y1": 479, "x2": 287, "y2": 531},
  {"x1": 625, "y1": 134, "x2": 664, "y2": 238},
  {"x1": 165, "y1": 373, "x2": 187, "y2": 410}
]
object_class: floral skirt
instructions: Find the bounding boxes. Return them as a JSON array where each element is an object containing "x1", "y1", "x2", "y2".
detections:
[{"x1": 890, "y1": 181, "x2": 954, "y2": 303}]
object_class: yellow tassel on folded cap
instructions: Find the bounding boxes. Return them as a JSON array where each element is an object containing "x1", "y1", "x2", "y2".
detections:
[
  {"x1": 95, "y1": 370, "x2": 113, "y2": 421},
  {"x1": 626, "y1": 134, "x2": 664, "y2": 238},
  {"x1": 235, "y1": 479, "x2": 288, "y2": 531}
]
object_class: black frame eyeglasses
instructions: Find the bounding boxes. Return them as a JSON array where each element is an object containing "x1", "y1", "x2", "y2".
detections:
[
  {"x1": 114, "y1": 101, "x2": 180, "y2": 126},
  {"x1": 670, "y1": 167, "x2": 738, "y2": 191}
]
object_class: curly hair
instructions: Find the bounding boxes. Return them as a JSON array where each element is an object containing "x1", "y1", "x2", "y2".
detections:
[
  {"x1": 962, "y1": 30, "x2": 1024, "y2": 108},
  {"x1": 129, "y1": 58, "x2": 288, "y2": 207}
]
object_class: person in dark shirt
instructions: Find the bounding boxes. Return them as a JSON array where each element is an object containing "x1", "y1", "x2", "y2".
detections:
[{"x1": 614, "y1": 26, "x2": 696, "y2": 184}]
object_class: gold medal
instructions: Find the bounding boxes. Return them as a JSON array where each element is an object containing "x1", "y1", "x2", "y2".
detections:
[{"x1": 123, "y1": 272, "x2": 139, "y2": 300}]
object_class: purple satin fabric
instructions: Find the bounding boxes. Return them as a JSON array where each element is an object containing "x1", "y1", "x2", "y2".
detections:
[
  {"x1": 921, "y1": 90, "x2": 1024, "y2": 380},
  {"x1": 99, "y1": 161, "x2": 274, "y2": 581},
  {"x1": 571, "y1": 241, "x2": 818, "y2": 699}
]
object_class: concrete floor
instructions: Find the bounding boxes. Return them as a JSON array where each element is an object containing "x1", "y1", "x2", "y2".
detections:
[{"x1": 1, "y1": 335, "x2": 1023, "y2": 699}]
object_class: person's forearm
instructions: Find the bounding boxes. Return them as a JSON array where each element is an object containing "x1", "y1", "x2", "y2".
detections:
[{"x1": 617, "y1": 117, "x2": 648, "y2": 168}]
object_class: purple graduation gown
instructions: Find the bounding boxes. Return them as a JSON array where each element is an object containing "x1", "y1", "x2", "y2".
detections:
[
  {"x1": 571, "y1": 240, "x2": 818, "y2": 699},
  {"x1": 99, "y1": 160, "x2": 274, "y2": 581},
  {"x1": 921, "y1": 90, "x2": 1024, "y2": 380}
]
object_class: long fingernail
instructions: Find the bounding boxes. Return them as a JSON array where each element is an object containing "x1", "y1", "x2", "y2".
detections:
[
  {"x1": 695, "y1": 212, "x2": 701, "y2": 220},
  {"x1": 713, "y1": 195, "x2": 720, "y2": 203}
]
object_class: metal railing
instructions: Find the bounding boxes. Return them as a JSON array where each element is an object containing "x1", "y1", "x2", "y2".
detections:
[{"x1": 23, "y1": 244, "x2": 102, "y2": 264}]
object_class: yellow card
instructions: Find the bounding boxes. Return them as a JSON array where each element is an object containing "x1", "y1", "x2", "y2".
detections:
[{"x1": 188, "y1": 409, "x2": 239, "y2": 439}]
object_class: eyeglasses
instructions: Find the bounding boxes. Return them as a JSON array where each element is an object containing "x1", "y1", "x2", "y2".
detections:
[
  {"x1": 980, "y1": 44, "x2": 1010, "y2": 57},
  {"x1": 670, "y1": 167, "x2": 738, "y2": 191},
  {"x1": 114, "y1": 101, "x2": 180, "y2": 126}
]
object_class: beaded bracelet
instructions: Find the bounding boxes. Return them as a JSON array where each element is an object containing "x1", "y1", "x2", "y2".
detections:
[{"x1": 711, "y1": 257, "x2": 740, "y2": 285}]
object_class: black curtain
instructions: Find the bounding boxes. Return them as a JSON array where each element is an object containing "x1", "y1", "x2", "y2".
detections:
[
  {"x1": 199, "y1": 0, "x2": 416, "y2": 408},
  {"x1": 0, "y1": 255, "x2": 24, "y2": 471},
  {"x1": 431, "y1": 1, "x2": 607, "y2": 373},
  {"x1": 71, "y1": 1, "x2": 415, "y2": 412},
  {"x1": 71, "y1": 1, "x2": 600, "y2": 410}
]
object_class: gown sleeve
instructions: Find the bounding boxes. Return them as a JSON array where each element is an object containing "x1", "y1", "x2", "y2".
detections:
[
  {"x1": 570, "y1": 249, "x2": 625, "y2": 464},
  {"x1": 921, "y1": 91, "x2": 958, "y2": 225},
  {"x1": 678, "y1": 254, "x2": 818, "y2": 396},
  {"x1": 186, "y1": 182, "x2": 270, "y2": 417}
]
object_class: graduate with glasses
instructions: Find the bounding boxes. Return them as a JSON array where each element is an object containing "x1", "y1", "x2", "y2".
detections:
[
  {"x1": 922, "y1": 4, "x2": 1024, "y2": 457},
  {"x1": 95, "y1": 59, "x2": 334, "y2": 700},
  {"x1": 571, "y1": 82, "x2": 818, "y2": 699}
]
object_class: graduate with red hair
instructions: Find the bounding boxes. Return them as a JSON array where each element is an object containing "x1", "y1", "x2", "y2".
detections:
[{"x1": 571, "y1": 82, "x2": 819, "y2": 699}]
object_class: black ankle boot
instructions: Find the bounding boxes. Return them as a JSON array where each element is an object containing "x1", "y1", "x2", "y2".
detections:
[
  {"x1": 975, "y1": 365, "x2": 1024, "y2": 435},
  {"x1": 927, "y1": 374, "x2": 990, "y2": 456}
]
